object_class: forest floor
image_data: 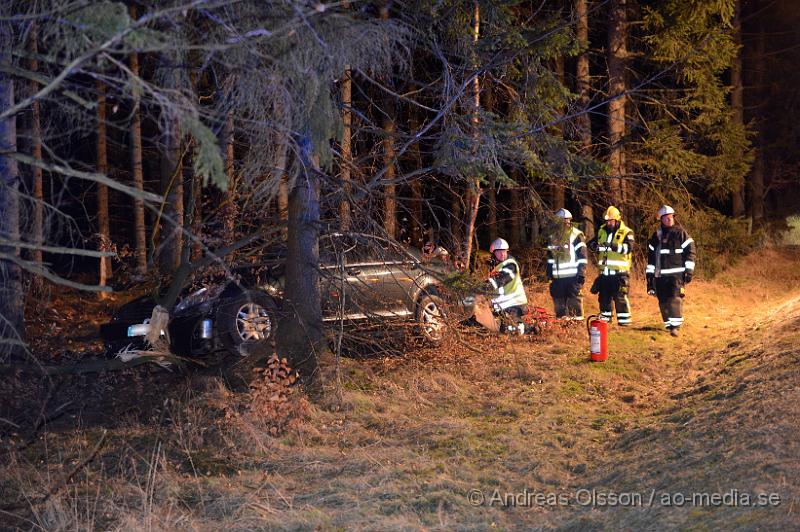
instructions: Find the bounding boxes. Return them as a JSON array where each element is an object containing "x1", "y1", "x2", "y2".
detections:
[{"x1": 1, "y1": 248, "x2": 799, "y2": 530}]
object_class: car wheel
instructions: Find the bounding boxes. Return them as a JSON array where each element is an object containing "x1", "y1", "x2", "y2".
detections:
[
  {"x1": 215, "y1": 290, "x2": 278, "y2": 355},
  {"x1": 416, "y1": 291, "x2": 447, "y2": 345}
]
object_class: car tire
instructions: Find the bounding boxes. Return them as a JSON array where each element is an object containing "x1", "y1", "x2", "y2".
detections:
[
  {"x1": 215, "y1": 290, "x2": 278, "y2": 355},
  {"x1": 415, "y1": 291, "x2": 447, "y2": 346}
]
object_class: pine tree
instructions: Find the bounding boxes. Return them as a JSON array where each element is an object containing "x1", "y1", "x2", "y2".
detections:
[
  {"x1": 575, "y1": 0, "x2": 595, "y2": 240},
  {"x1": 0, "y1": 70, "x2": 24, "y2": 357},
  {"x1": 96, "y1": 81, "x2": 112, "y2": 296},
  {"x1": 27, "y1": 24, "x2": 44, "y2": 292},
  {"x1": 730, "y1": 0, "x2": 746, "y2": 217},
  {"x1": 129, "y1": 7, "x2": 147, "y2": 276},
  {"x1": 607, "y1": 0, "x2": 628, "y2": 205},
  {"x1": 632, "y1": 0, "x2": 752, "y2": 206},
  {"x1": 338, "y1": 65, "x2": 352, "y2": 231}
]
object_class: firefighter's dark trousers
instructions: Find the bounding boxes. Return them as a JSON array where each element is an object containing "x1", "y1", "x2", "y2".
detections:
[
  {"x1": 655, "y1": 276, "x2": 684, "y2": 329},
  {"x1": 598, "y1": 274, "x2": 631, "y2": 325},
  {"x1": 549, "y1": 277, "x2": 584, "y2": 319}
]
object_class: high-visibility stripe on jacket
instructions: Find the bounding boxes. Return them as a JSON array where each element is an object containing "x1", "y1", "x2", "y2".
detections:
[
  {"x1": 646, "y1": 226, "x2": 696, "y2": 279},
  {"x1": 596, "y1": 222, "x2": 634, "y2": 275},
  {"x1": 488, "y1": 257, "x2": 528, "y2": 310},
  {"x1": 547, "y1": 227, "x2": 588, "y2": 279}
]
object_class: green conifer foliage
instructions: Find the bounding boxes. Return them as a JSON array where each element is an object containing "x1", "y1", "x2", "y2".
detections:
[{"x1": 633, "y1": 0, "x2": 753, "y2": 199}]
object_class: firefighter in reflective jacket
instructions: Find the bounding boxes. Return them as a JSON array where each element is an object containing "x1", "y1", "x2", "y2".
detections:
[
  {"x1": 487, "y1": 238, "x2": 528, "y2": 320},
  {"x1": 646, "y1": 205, "x2": 696, "y2": 337},
  {"x1": 546, "y1": 209, "x2": 587, "y2": 319},
  {"x1": 588, "y1": 206, "x2": 635, "y2": 325}
]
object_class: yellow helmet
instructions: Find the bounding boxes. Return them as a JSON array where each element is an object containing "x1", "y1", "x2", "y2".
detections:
[{"x1": 603, "y1": 206, "x2": 621, "y2": 221}]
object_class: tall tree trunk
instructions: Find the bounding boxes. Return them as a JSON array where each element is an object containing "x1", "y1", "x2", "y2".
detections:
[
  {"x1": 0, "y1": 74, "x2": 24, "y2": 356},
  {"x1": 190, "y1": 167, "x2": 202, "y2": 261},
  {"x1": 408, "y1": 111, "x2": 424, "y2": 248},
  {"x1": 184, "y1": 140, "x2": 202, "y2": 262},
  {"x1": 382, "y1": 113, "x2": 397, "y2": 239},
  {"x1": 607, "y1": 0, "x2": 627, "y2": 205},
  {"x1": 221, "y1": 113, "x2": 236, "y2": 247},
  {"x1": 185, "y1": 57, "x2": 203, "y2": 261},
  {"x1": 158, "y1": 124, "x2": 183, "y2": 274},
  {"x1": 129, "y1": 19, "x2": 147, "y2": 276},
  {"x1": 483, "y1": 81, "x2": 497, "y2": 243},
  {"x1": 528, "y1": 210, "x2": 539, "y2": 246},
  {"x1": 276, "y1": 135, "x2": 324, "y2": 393},
  {"x1": 28, "y1": 25, "x2": 44, "y2": 292},
  {"x1": 750, "y1": 154, "x2": 765, "y2": 225},
  {"x1": 749, "y1": 24, "x2": 766, "y2": 225},
  {"x1": 509, "y1": 187, "x2": 522, "y2": 249},
  {"x1": 380, "y1": 3, "x2": 397, "y2": 239},
  {"x1": 551, "y1": 55, "x2": 566, "y2": 211},
  {"x1": 576, "y1": 0, "x2": 595, "y2": 240},
  {"x1": 462, "y1": 0, "x2": 482, "y2": 267},
  {"x1": 410, "y1": 180, "x2": 424, "y2": 247},
  {"x1": 486, "y1": 178, "x2": 497, "y2": 243},
  {"x1": 275, "y1": 134, "x2": 289, "y2": 238},
  {"x1": 339, "y1": 66, "x2": 352, "y2": 231},
  {"x1": 184, "y1": 149, "x2": 201, "y2": 265},
  {"x1": 450, "y1": 190, "x2": 463, "y2": 253},
  {"x1": 96, "y1": 81, "x2": 112, "y2": 298},
  {"x1": 730, "y1": 0, "x2": 746, "y2": 217}
]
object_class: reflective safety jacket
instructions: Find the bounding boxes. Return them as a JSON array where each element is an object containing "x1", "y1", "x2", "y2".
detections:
[
  {"x1": 646, "y1": 225, "x2": 696, "y2": 280},
  {"x1": 595, "y1": 222, "x2": 634, "y2": 275},
  {"x1": 547, "y1": 226, "x2": 588, "y2": 279},
  {"x1": 488, "y1": 257, "x2": 528, "y2": 310}
]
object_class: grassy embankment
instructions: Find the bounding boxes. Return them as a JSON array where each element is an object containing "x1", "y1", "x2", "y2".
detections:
[{"x1": 2, "y1": 249, "x2": 799, "y2": 529}]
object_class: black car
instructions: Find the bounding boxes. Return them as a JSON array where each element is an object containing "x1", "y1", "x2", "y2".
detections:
[{"x1": 100, "y1": 234, "x2": 458, "y2": 358}]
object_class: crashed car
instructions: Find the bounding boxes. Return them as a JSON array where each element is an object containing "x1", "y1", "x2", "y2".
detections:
[
  {"x1": 100, "y1": 233, "x2": 459, "y2": 357},
  {"x1": 100, "y1": 284, "x2": 277, "y2": 357}
]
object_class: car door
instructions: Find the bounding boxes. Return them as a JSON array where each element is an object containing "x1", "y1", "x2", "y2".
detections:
[
  {"x1": 373, "y1": 243, "x2": 422, "y2": 317},
  {"x1": 343, "y1": 241, "x2": 392, "y2": 317},
  {"x1": 319, "y1": 235, "x2": 360, "y2": 321}
]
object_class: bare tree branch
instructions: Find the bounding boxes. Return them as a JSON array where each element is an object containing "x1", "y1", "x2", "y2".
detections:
[{"x1": 3, "y1": 151, "x2": 163, "y2": 203}]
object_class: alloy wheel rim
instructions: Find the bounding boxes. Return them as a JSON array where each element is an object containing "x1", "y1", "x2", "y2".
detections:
[
  {"x1": 235, "y1": 302, "x2": 272, "y2": 341},
  {"x1": 422, "y1": 300, "x2": 444, "y2": 339}
]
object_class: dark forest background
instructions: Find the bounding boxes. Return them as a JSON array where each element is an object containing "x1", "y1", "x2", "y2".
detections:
[{"x1": 1, "y1": 0, "x2": 799, "y2": 365}]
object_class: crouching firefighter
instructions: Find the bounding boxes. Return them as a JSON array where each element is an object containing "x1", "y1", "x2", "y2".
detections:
[
  {"x1": 546, "y1": 208, "x2": 588, "y2": 319},
  {"x1": 487, "y1": 238, "x2": 529, "y2": 326},
  {"x1": 646, "y1": 205, "x2": 696, "y2": 337},
  {"x1": 588, "y1": 206, "x2": 635, "y2": 326}
]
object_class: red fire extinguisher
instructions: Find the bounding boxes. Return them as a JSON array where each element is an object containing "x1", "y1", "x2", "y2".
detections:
[{"x1": 587, "y1": 315, "x2": 608, "y2": 362}]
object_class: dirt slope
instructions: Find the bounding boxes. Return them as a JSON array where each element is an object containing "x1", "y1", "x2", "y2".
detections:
[{"x1": 553, "y1": 294, "x2": 800, "y2": 530}]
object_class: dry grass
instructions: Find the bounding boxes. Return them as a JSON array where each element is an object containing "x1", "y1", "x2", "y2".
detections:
[{"x1": 2, "y1": 248, "x2": 800, "y2": 530}]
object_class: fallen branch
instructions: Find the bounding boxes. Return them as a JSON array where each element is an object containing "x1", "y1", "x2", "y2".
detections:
[
  {"x1": 43, "y1": 430, "x2": 108, "y2": 503},
  {"x1": 452, "y1": 325, "x2": 481, "y2": 354},
  {"x1": 0, "y1": 251, "x2": 113, "y2": 292},
  {"x1": 0, "y1": 417, "x2": 20, "y2": 428}
]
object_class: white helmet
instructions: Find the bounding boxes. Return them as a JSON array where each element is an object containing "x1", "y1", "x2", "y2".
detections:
[
  {"x1": 489, "y1": 238, "x2": 510, "y2": 253},
  {"x1": 657, "y1": 205, "x2": 676, "y2": 220},
  {"x1": 555, "y1": 208, "x2": 573, "y2": 220}
]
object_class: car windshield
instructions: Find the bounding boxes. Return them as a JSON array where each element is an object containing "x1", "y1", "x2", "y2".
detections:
[
  {"x1": 175, "y1": 284, "x2": 225, "y2": 311},
  {"x1": 320, "y1": 233, "x2": 414, "y2": 265}
]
